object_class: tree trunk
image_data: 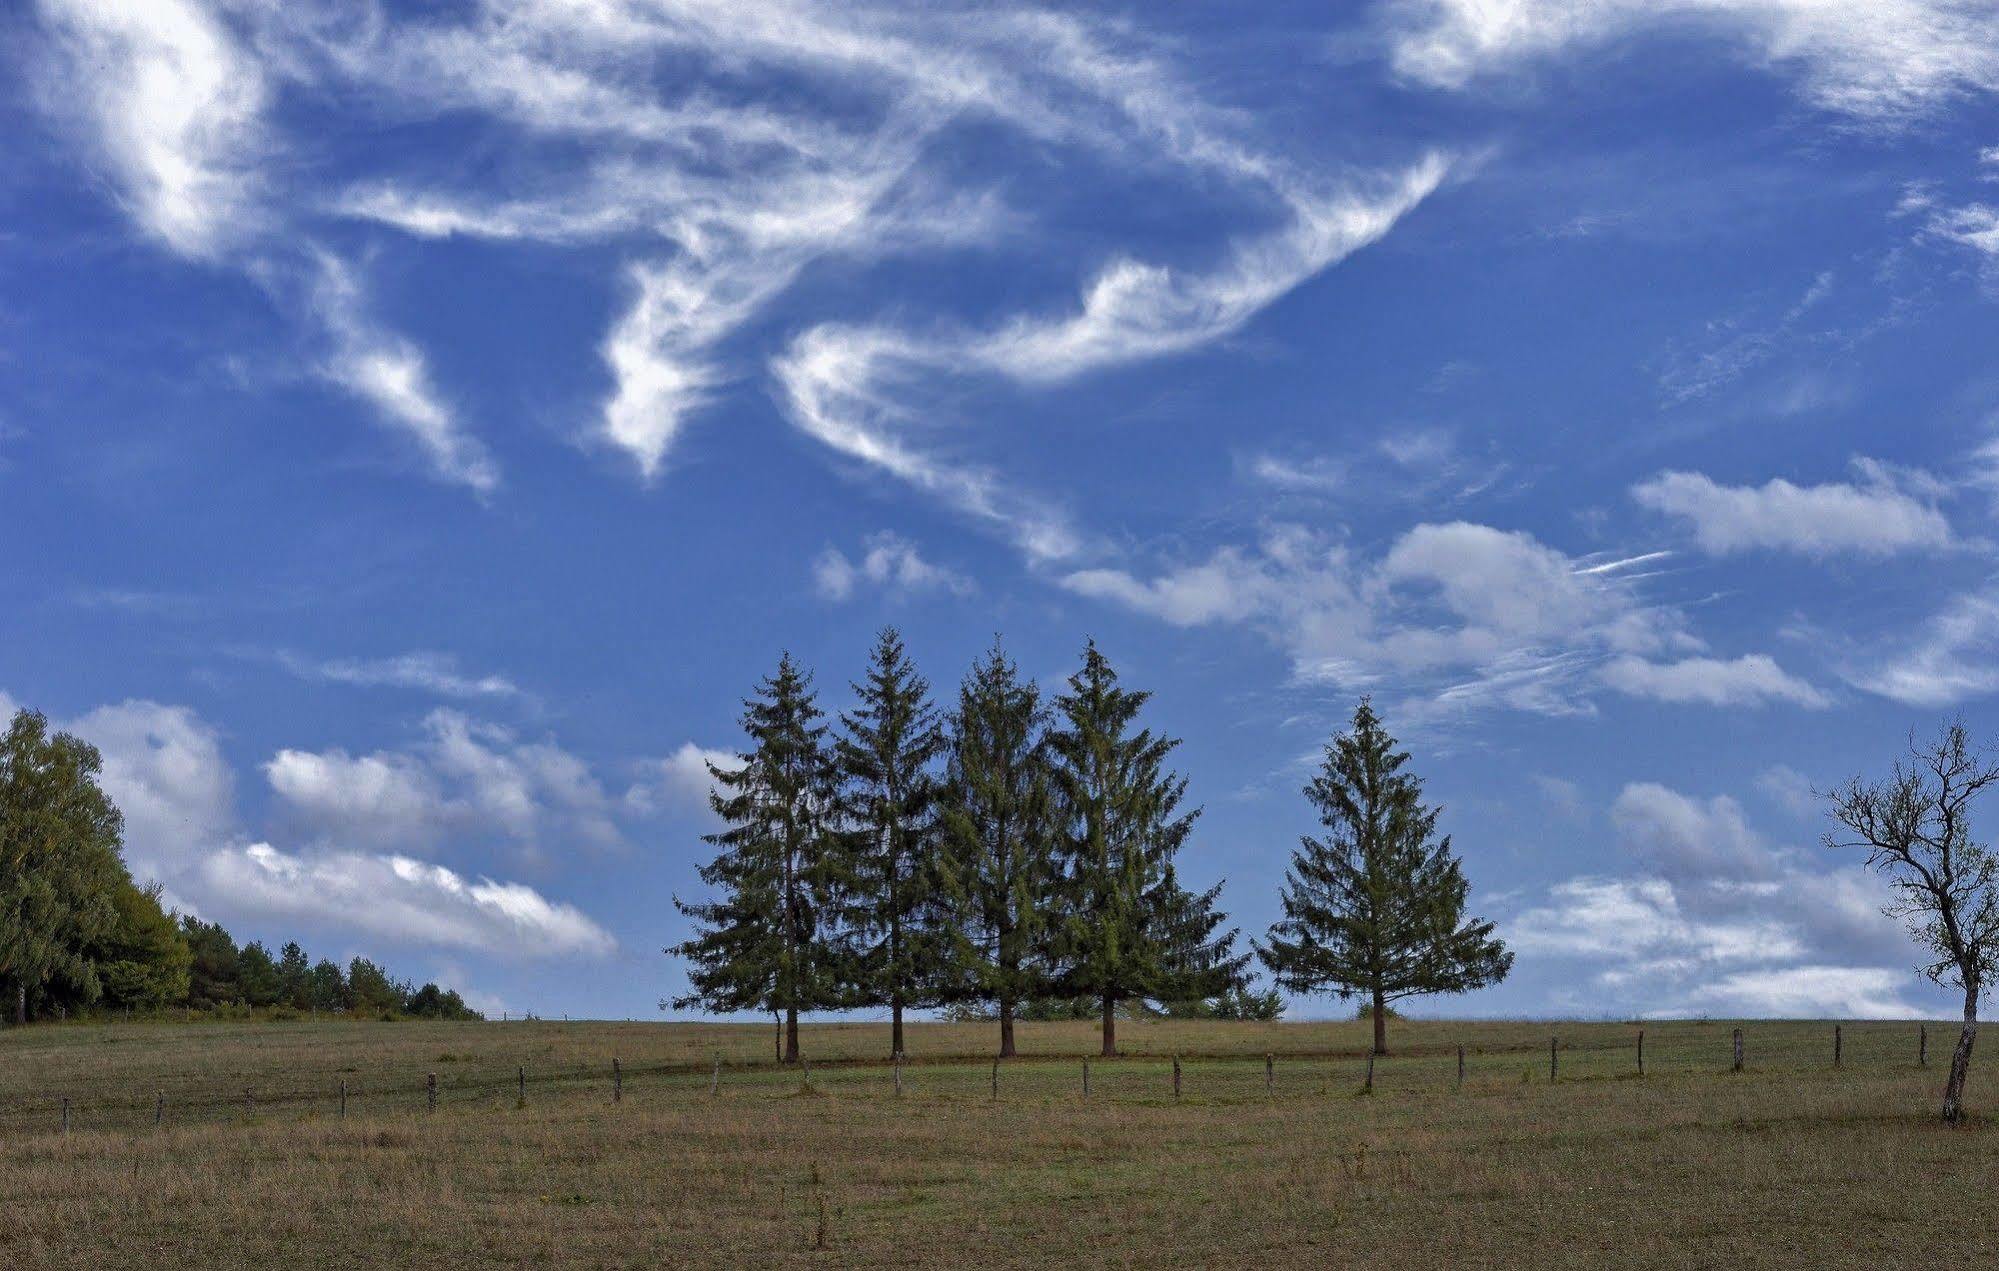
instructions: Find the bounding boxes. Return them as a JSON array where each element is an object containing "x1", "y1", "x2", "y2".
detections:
[
  {"x1": 784, "y1": 1005, "x2": 800, "y2": 1065},
  {"x1": 1101, "y1": 992, "x2": 1117, "y2": 1058},
  {"x1": 1942, "y1": 983, "x2": 1978, "y2": 1123},
  {"x1": 998, "y1": 998, "x2": 1017, "y2": 1058},
  {"x1": 1371, "y1": 984, "x2": 1388, "y2": 1056},
  {"x1": 773, "y1": 1011, "x2": 782, "y2": 1063},
  {"x1": 891, "y1": 996, "x2": 904, "y2": 1061}
]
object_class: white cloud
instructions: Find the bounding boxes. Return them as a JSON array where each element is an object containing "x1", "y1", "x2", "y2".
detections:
[
  {"x1": 1610, "y1": 782, "x2": 1777, "y2": 883},
  {"x1": 771, "y1": 156, "x2": 1448, "y2": 554},
  {"x1": 1756, "y1": 764, "x2": 1820, "y2": 818},
  {"x1": 1386, "y1": 0, "x2": 1999, "y2": 124},
  {"x1": 265, "y1": 710, "x2": 623, "y2": 851},
  {"x1": 813, "y1": 533, "x2": 976, "y2": 602},
  {"x1": 66, "y1": 700, "x2": 236, "y2": 879},
  {"x1": 1507, "y1": 780, "x2": 1918, "y2": 1016},
  {"x1": 1631, "y1": 464, "x2": 1952, "y2": 556},
  {"x1": 1061, "y1": 520, "x2": 1691, "y2": 716},
  {"x1": 200, "y1": 842, "x2": 615, "y2": 957},
  {"x1": 277, "y1": 650, "x2": 520, "y2": 700},
  {"x1": 306, "y1": 254, "x2": 499, "y2": 493},
  {"x1": 1847, "y1": 586, "x2": 1999, "y2": 705},
  {"x1": 34, "y1": 0, "x2": 268, "y2": 258},
  {"x1": 1600, "y1": 654, "x2": 1829, "y2": 708},
  {"x1": 623, "y1": 743, "x2": 739, "y2": 818}
]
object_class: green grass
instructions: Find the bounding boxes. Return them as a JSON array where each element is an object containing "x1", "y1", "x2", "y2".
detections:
[{"x1": 1, "y1": 1017, "x2": 1992, "y2": 1267}]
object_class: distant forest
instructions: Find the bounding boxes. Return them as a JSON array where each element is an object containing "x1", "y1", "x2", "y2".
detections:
[{"x1": 0, "y1": 707, "x2": 481, "y2": 1024}]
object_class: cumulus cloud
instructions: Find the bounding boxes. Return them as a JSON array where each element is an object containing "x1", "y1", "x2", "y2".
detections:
[
  {"x1": 65, "y1": 700, "x2": 236, "y2": 878},
  {"x1": 1506, "y1": 780, "x2": 1917, "y2": 1016},
  {"x1": 1061, "y1": 520, "x2": 1693, "y2": 716},
  {"x1": 814, "y1": 533, "x2": 975, "y2": 602},
  {"x1": 623, "y1": 743, "x2": 739, "y2": 818},
  {"x1": 200, "y1": 842, "x2": 615, "y2": 957},
  {"x1": 264, "y1": 709, "x2": 622, "y2": 852},
  {"x1": 1386, "y1": 0, "x2": 1999, "y2": 124},
  {"x1": 1631, "y1": 463, "x2": 1952, "y2": 557},
  {"x1": 1600, "y1": 654, "x2": 1829, "y2": 708}
]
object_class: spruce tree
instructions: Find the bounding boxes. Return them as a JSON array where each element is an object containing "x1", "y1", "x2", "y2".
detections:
[
  {"x1": 671, "y1": 653, "x2": 843, "y2": 1063},
  {"x1": 1258, "y1": 700, "x2": 1512, "y2": 1055},
  {"x1": 1045, "y1": 642, "x2": 1246, "y2": 1057},
  {"x1": 939, "y1": 639, "x2": 1057, "y2": 1058},
  {"x1": 277, "y1": 941, "x2": 311, "y2": 1009},
  {"x1": 836, "y1": 628, "x2": 950, "y2": 1059}
]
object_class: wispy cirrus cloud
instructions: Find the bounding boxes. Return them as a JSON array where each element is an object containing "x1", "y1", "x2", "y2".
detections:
[
  {"x1": 1385, "y1": 0, "x2": 1999, "y2": 125},
  {"x1": 31, "y1": 0, "x2": 497, "y2": 492}
]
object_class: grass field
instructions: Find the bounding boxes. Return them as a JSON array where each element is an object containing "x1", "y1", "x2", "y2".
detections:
[{"x1": 2, "y1": 1016, "x2": 1993, "y2": 1268}]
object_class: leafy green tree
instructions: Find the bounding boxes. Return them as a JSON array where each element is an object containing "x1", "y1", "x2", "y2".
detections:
[
  {"x1": 0, "y1": 709, "x2": 126, "y2": 1023},
  {"x1": 939, "y1": 640, "x2": 1057, "y2": 1057},
  {"x1": 405, "y1": 982, "x2": 482, "y2": 1020},
  {"x1": 307, "y1": 958, "x2": 347, "y2": 1012},
  {"x1": 1258, "y1": 700, "x2": 1512, "y2": 1055},
  {"x1": 237, "y1": 941, "x2": 283, "y2": 1007},
  {"x1": 180, "y1": 917, "x2": 241, "y2": 1008},
  {"x1": 836, "y1": 628, "x2": 951, "y2": 1059},
  {"x1": 1044, "y1": 642, "x2": 1246, "y2": 1057},
  {"x1": 1156, "y1": 986, "x2": 1285, "y2": 1021},
  {"x1": 671, "y1": 654, "x2": 844, "y2": 1063},
  {"x1": 347, "y1": 957, "x2": 403, "y2": 1015},
  {"x1": 92, "y1": 881, "x2": 192, "y2": 1010},
  {"x1": 277, "y1": 941, "x2": 311, "y2": 1009}
]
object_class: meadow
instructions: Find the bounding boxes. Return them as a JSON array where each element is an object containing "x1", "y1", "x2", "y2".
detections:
[{"x1": 1, "y1": 1016, "x2": 1992, "y2": 1268}]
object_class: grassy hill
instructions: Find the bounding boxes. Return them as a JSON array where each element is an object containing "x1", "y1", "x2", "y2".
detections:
[{"x1": 1, "y1": 1016, "x2": 1991, "y2": 1267}]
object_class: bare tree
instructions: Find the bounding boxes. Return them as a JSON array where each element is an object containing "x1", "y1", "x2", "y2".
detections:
[{"x1": 1824, "y1": 723, "x2": 1999, "y2": 1123}]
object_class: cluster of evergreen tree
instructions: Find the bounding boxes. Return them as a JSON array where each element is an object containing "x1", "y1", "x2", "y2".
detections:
[
  {"x1": 674, "y1": 637, "x2": 1515, "y2": 1059},
  {"x1": 1, "y1": 708, "x2": 481, "y2": 1024},
  {"x1": 671, "y1": 633, "x2": 1254, "y2": 1059}
]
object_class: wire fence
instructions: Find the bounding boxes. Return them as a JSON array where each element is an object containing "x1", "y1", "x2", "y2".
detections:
[{"x1": 5, "y1": 1020, "x2": 1979, "y2": 1138}]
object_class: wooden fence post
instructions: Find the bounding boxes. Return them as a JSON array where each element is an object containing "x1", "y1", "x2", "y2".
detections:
[
  {"x1": 244, "y1": 1088, "x2": 253, "y2": 1119},
  {"x1": 61, "y1": 1097, "x2": 70, "y2": 1136},
  {"x1": 339, "y1": 1080, "x2": 347, "y2": 1118},
  {"x1": 1549, "y1": 1037, "x2": 1557, "y2": 1084},
  {"x1": 1082, "y1": 1059, "x2": 1090, "y2": 1100},
  {"x1": 613, "y1": 1058, "x2": 622, "y2": 1104},
  {"x1": 427, "y1": 1072, "x2": 437, "y2": 1113},
  {"x1": 990, "y1": 1057, "x2": 999, "y2": 1101},
  {"x1": 1364, "y1": 1050, "x2": 1375, "y2": 1094},
  {"x1": 155, "y1": 1092, "x2": 164, "y2": 1126},
  {"x1": 1834, "y1": 1024, "x2": 1842, "y2": 1068},
  {"x1": 1732, "y1": 1028, "x2": 1744, "y2": 1073},
  {"x1": 893, "y1": 1053, "x2": 902, "y2": 1097},
  {"x1": 1172, "y1": 1055, "x2": 1182, "y2": 1100},
  {"x1": 710, "y1": 1060, "x2": 720, "y2": 1097},
  {"x1": 1265, "y1": 1052, "x2": 1274, "y2": 1097},
  {"x1": 802, "y1": 1058, "x2": 812, "y2": 1090},
  {"x1": 1920, "y1": 1025, "x2": 1928, "y2": 1068},
  {"x1": 1457, "y1": 1045, "x2": 1465, "y2": 1087},
  {"x1": 1638, "y1": 1029, "x2": 1645, "y2": 1076}
]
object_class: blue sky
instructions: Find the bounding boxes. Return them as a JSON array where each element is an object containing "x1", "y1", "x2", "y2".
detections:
[{"x1": 6, "y1": 0, "x2": 1999, "y2": 1021}]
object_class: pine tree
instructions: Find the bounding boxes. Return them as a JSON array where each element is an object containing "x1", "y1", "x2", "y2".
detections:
[
  {"x1": 1045, "y1": 642, "x2": 1246, "y2": 1057},
  {"x1": 836, "y1": 628, "x2": 951, "y2": 1059},
  {"x1": 1258, "y1": 700, "x2": 1512, "y2": 1055},
  {"x1": 671, "y1": 653, "x2": 844, "y2": 1063},
  {"x1": 277, "y1": 941, "x2": 311, "y2": 1009},
  {"x1": 0, "y1": 710, "x2": 125, "y2": 1024},
  {"x1": 939, "y1": 639, "x2": 1058, "y2": 1058}
]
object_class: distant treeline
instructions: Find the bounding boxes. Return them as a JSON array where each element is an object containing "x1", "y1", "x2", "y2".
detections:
[{"x1": 0, "y1": 708, "x2": 481, "y2": 1024}]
